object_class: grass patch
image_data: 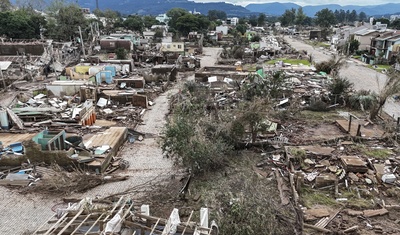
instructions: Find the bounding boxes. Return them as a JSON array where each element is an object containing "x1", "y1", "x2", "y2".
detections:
[
  {"x1": 348, "y1": 145, "x2": 392, "y2": 159},
  {"x1": 301, "y1": 188, "x2": 338, "y2": 208},
  {"x1": 341, "y1": 190, "x2": 374, "y2": 209},
  {"x1": 347, "y1": 198, "x2": 373, "y2": 209},
  {"x1": 296, "y1": 110, "x2": 341, "y2": 124},
  {"x1": 367, "y1": 64, "x2": 391, "y2": 72},
  {"x1": 243, "y1": 64, "x2": 257, "y2": 72},
  {"x1": 306, "y1": 40, "x2": 331, "y2": 49},
  {"x1": 266, "y1": 58, "x2": 311, "y2": 66},
  {"x1": 363, "y1": 148, "x2": 393, "y2": 159}
]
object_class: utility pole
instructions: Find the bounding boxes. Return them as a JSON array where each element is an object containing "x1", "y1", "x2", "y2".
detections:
[
  {"x1": 78, "y1": 26, "x2": 86, "y2": 58},
  {"x1": 96, "y1": 0, "x2": 99, "y2": 9}
]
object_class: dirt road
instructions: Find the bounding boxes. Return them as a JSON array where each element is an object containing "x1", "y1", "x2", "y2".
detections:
[
  {"x1": 284, "y1": 36, "x2": 400, "y2": 119},
  {"x1": 0, "y1": 47, "x2": 222, "y2": 235}
]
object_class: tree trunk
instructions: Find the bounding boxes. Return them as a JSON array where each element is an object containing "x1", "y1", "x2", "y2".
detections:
[{"x1": 370, "y1": 98, "x2": 386, "y2": 120}]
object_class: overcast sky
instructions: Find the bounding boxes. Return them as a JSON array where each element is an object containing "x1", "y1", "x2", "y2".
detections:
[{"x1": 191, "y1": 0, "x2": 396, "y2": 6}]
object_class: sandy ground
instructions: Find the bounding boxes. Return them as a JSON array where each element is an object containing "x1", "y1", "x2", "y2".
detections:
[
  {"x1": 0, "y1": 48, "x2": 222, "y2": 234},
  {"x1": 284, "y1": 36, "x2": 400, "y2": 119}
]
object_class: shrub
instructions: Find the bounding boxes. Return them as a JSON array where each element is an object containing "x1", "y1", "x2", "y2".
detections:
[
  {"x1": 329, "y1": 77, "x2": 353, "y2": 96},
  {"x1": 115, "y1": 48, "x2": 127, "y2": 60}
]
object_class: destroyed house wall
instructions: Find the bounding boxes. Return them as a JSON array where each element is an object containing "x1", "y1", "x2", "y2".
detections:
[
  {"x1": 24, "y1": 140, "x2": 74, "y2": 166},
  {"x1": 32, "y1": 130, "x2": 67, "y2": 151},
  {"x1": 100, "y1": 39, "x2": 132, "y2": 52},
  {"x1": 0, "y1": 43, "x2": 45, "y2": 55},
  {"x1": 0, "y1": 140, "x2": 74, "y2": 167}
]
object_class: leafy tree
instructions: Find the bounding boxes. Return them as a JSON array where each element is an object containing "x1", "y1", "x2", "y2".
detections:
[
  {"x1": 345, "y1": 10, "x2": 350, "y2": 22},
  {"x1": 0, "y1": 0, "x2": 11, "y2": 11},
  {"x1": 358, "y1": 11, "x2": 367, "y2": 21},
  {"x1": 258, "y1": 13, "x2": 266, "y2": 26},
  {"x1": 238, "y1": 17, "x2": 246, "y2": 25},
  {"x1": 280, "y1": 8, "x2": 296, "y2": 26},
  {"x1": 303, "y1": 16, "x2": 313, "y2": 26},
  {"x1": 373, "y1": 17, "x2": 390, "y2": 26},
  {"x1": 236, "y1": 24, "x2": 247, "y2": 35},
  {"x1": 391, "y1": 19, "x2": 400, "y2": 30},
  {"x1": 315, "y1": 8, "x2": 336, "y2": 28},
  {"x1": 175, "y1": 14, "x2": 209, "y2": 35},
  {"x1": 349, "y1": 10, "x2": 357, "y2": 22},
  {"x1": 336, "y1": 9, "x2": 346, "y2": 23},
  {"x1": 167, "y1": 8, "x2": 188, "y2": 30},
  {"x1": 101, "y1": 10, "x2": 123, "y2": 33},
  {"x1": 124, "y1": 15, "x2": 144, "y2": 32},
  {"x1": 295, "y1": 7, "x2": 307, "y2": 27},
  {"x1": 46, "y1": 4, "x2": 87, "y2": 41},
  {"x1": 348, "y1": 39, "x2": 360, "y2": 54},
  {"x1": 143, "y1": 15, "x2": 158, "y2": 29},
  {"x1": 249, "y1": 15, "x2": 258, "y2": 27},
  {"x1": 207, "y1": 10, "x2": 226, "y2": 21},
  {"x1": 0, "y1": 10, "x2": 45, "y2": 39},
  {"x1": 161, "y1": 82, "x2": 233, "y2": 174}
]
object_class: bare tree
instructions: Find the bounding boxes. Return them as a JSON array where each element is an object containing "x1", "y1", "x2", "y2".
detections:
[{"x1": 370, "y1": 70, "x2": 400, "y2": 120}]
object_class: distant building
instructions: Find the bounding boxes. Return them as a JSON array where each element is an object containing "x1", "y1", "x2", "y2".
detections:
[
  {"x1": 160, "y1": 42, "x2": 185, "y2": 55},
  {"x1": 226, "y1": 17, "x2": 239, "y2": 26},
  {"x1": 354, "y1": 29, "x2": 380, "y2": 50},
  {"x1": 156, "y1": 14, "x2": 170, "y2": 24},
  {"x1": 372, "y1": 22, "x2": 388, "y2": 31},
  {"x1": 188, "y1": 32, "x2": 201, "y2": 40},
  {"x1": 189, "y1": 9, "x2": 201, "y2": 15},
  {"x1": 216, "y1": 25, "x2": 228, "y2": 35},
  {"x1": 81, "y1": 8, "x2": 90, "y2": 14},
  {"x1": 100, "y1": 37, "x2": 132, "y2": 52},
  {"x1": 143, "y1": 31, "x2": 156, "y2": 40},
  {"x1": 151, "y1": 25, "x2": 169, "y2": 35},
  {"x1": 390, "y1": 15, "x2": 400, "y2": 21},
  {"x1": 370, "y1": 32, "x2": 400, "y2": 60}
]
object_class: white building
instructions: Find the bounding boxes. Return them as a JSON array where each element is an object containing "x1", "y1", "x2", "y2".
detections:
[
  {"x1": 390, "y1": 15, "x2": 400, "y2": 21},
  {"x1": 227, "y1": 17, "x2": 239, "y2": 26},
  {"x1": 143, "y1": 31, "x2": 156, "y2": 40},
  {"x1": 156, "y1": 14, "x2": 170, "y2": 24},
  {"x1": 216, "y1": 25, "x2": 228, "y2": 35}
]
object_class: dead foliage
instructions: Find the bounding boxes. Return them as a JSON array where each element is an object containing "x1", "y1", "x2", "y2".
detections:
[
  {"x1": 315, "y1": 55, "x2": 347, "y2": 75},
  {"x1": 18, "y1": 165, "x2": 128, "y2": 196}
]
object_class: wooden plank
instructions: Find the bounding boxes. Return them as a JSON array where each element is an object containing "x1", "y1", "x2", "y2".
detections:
[
  {"x1": 149, "y1": 219, "x2": 160, "y2": 235},
  {"x1": 275, "y1": 170, "x2": 289, "y2": 205},
  {"x1": 110, "y1": 203, "x2": 134, "y2": 233},
  {"x1": 123, "y1": 220, "x2": 163, "y2": 233},
  {"x1": 32, "y1": 214, "x2": 58, "y2": 235},
  {"x1": 6, "y1": 107, "x2": 25, "y2": 129},
  {"x1": 70, "y1": 213, "x2": 93, "y2": 235},
  {"x1": 83, "y1": 213, "x2": 105, "y2": 235},
  {"x1": 181, "y1": 211, "x2": 193, "y2": 235},
  {"x1": 43, "y1": 212, "x2": 69, "y2": 235},
  {"x1": 304, "y1": 223, "x2": 331, "y2": 233},
  {"x1": 57, "y1": 208, "x2": 84, "y2": 235}
]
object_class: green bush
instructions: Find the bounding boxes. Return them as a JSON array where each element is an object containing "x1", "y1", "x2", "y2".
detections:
[
  {"x1": 115, "y1": 48, "x2": 127, "y2": 60},
  {"x1": 329, "y1": 77, "x2": 353, "y2": 96}
]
